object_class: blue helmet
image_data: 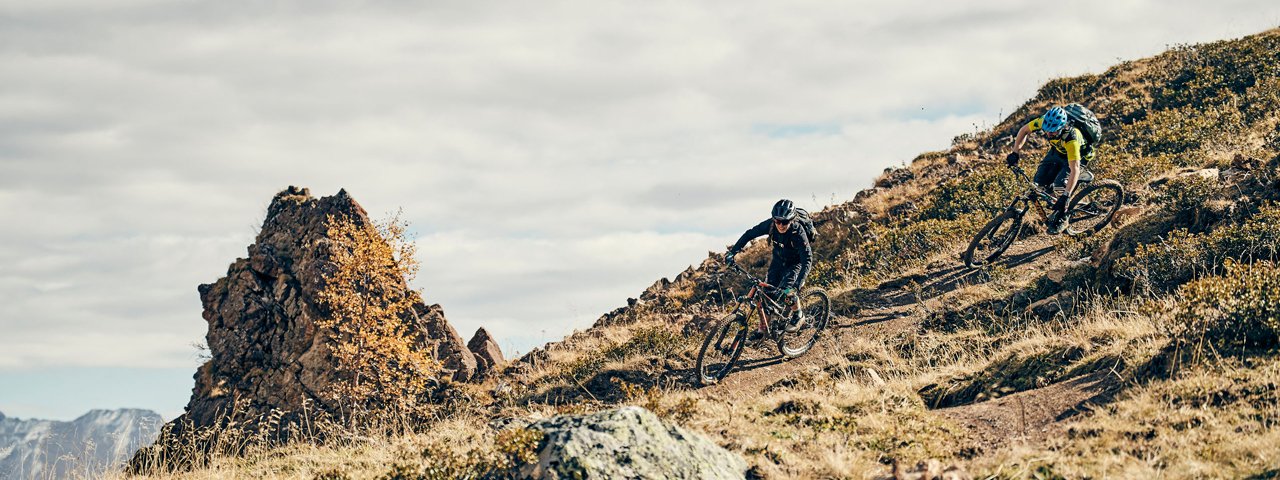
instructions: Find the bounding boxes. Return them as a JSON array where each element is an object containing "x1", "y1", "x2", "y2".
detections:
[{"x1": 1041, "y1": 106, "x2": 1068, "y2": 133}]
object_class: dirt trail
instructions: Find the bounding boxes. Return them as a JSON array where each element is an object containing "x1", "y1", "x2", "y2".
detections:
[{"x1": 695, "y1": 235, "x2": 1114, "y2": 452}]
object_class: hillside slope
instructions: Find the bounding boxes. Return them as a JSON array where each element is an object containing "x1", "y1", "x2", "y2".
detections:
[
  {"x1": 126, "y1": 28, "x2": 1280, "y2": 479},
  {"x1": 490, "y1": 26, "x2": 1280, "y2": 479}
]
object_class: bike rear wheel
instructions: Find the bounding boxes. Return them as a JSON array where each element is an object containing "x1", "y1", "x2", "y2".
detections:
[
  {"x1": 696, "y1": 310, "x2": 749, "y2": 386},
  {"x1": 778, "y1": 288, "x2": 831, "y2": 358},
  {"x1": 1066, "y1": 180, "x2": 1124, "y2": 236},
  {"x1": 963, "y1": 209, "x2": 1024, "y2": 268}
]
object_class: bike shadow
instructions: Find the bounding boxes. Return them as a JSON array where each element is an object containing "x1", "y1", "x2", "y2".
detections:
[
  {"x1": 829, "y1": 312, "x2": 897, "y2": 329},
  {"x1": 880, "y1": 245, "x2": 1056, "y2": 306}
]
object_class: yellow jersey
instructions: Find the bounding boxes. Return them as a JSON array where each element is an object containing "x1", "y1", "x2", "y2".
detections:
[{"x1": 1026, "y1": 117, "x2": 1092, "y2": 163}]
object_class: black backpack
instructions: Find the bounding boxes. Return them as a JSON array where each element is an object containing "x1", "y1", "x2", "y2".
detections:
[{"x1": 1063, "y1": 103, "x2": 1102, "y2": 145}]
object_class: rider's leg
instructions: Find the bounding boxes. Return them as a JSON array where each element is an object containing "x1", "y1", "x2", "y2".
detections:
[
  {"x1": 766, "y1": 256, "x2": 787, "y2": 295},
  {"x1": 1033, "y1": 151, "x2": 1067, "y2": 191},
  {"x1": 778, "y1": 261, "x2": 808, "y2": 332},
  {"x1": 1048, "y1": 152, "x2": 1075, "y2": 234}
]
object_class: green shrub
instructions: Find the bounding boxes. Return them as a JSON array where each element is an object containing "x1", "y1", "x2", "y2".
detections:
[
  {"x1": 1089, "y1": 146, "x2": 1175, "y2": 192},
  {"x1": 378, "y1": 428, "x2": 544, "y2": 480},
  {"x1": 1167, "y1": 260, "x2": 1280, "y2": 360},
  {"x1": 602, "y1": 324, "x2": 689, "y2": 361},
  {"x1": 1154, "y1": 173, "x2": 1225, "y2": 215},
  {"x1": 1151, "y1": 35, "x2": 1280, "y2": 111},
  {"x1": 1116, "y1": 205, "x2": 1280, "y2": 291},
  {"x1": 916, "y1": 167, "x2": 1020, "y2": 222},
  {"x1": 1116, "y1": 103, "x2": 1246, "y2": 156},
  {"x1": 860, "y1": 216, "x2": 979, "y2": 273}
]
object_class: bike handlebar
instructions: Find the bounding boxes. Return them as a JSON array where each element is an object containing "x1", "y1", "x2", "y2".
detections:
[
  {"x1": 727, "y1": 262, "x2": 775, "y2": 290},
  {"x1": 1009, "y1": 165, "x2": 1053, "y2": 199}
]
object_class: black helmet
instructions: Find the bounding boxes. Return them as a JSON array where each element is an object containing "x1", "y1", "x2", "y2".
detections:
[{"x1": 771, "y1": 199, "x2": 796, "y2": 221}]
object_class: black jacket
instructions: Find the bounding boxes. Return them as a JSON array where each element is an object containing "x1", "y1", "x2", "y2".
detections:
[{"x1": 730, "y1": 219, "x2": 812, "y2": 267}]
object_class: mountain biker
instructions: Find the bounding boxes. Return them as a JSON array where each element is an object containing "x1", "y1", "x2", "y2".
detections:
[
  {"x1": 725, "y1": 199, "x2": 813, "y2": 335},
  {"x1": 1006, "y1": 105, "x2": 1097, "y2": 235}
]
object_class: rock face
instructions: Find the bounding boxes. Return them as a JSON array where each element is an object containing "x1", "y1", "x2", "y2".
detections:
[
  {"x1": 467, "y1": 327, "x2": 505, "y2": 379},
  {"x1": 185, "y1": 187, "x2": 476, "y2": 423},
  {"x1": 519, "y1": 406, "x2": 747, "y2": 480},
  {"x1": 132, "y1": 187, "x2": 484, "y2": 471},
  {"x1": 0, "y1": 409, "x2": 162, "y2": 479}
]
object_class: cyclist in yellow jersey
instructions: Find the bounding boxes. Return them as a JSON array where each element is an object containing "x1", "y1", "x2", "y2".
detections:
[{"x1": 1005, "y1": 106, "x2": 1096, "y2": 234}]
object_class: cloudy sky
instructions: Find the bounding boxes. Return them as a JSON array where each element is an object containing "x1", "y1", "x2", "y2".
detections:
[{"x1": 2, "y1": 1, "x2": 1278, "y2": 421}]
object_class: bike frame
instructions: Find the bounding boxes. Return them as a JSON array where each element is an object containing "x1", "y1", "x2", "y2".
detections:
[
  {"x1": 1007, "y1": 166, "x2": 1061, "y2": 221},
  {"x1": 729, "y1": 264, "x2": 787, "y2": 336}
]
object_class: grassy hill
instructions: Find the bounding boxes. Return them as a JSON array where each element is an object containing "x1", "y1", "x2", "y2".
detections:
[{"x1": 126, "y1": 28, "x2": 1280, "y2": 479}]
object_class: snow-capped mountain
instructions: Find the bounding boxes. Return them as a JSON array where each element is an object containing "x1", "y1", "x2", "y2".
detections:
[{"x1": 0, "y1": 409, "x2": 162, "y2": 479}]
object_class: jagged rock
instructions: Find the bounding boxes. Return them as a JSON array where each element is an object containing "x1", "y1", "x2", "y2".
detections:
[
  {"x1": 1045, "y1": 257, "x2": 1091, "y2": 285},
  {"x1": 519, "y1": 406, "x2": 747, "y2": 480},
  {"x1": 640, "y1": 277, "x2": 672, "y2": 301},
  {"x1": 875, "y1": 167, "x2": 916, "y2": 189},
  {"x1": 855, "y1": 187, "x2": 881, "y2": 202},
  {"x1": 468, "y1": 327, "x2": 505, "y2": 379},
  {"x1": 1029, "y1": 291, "x2": 1078, "y2": 321},
  {"x1": 131, "y1": 187, "x2": 479, "y2": 472},
  {"x1": 415, "y1": 301, "x2": 478, "y2": 382}
]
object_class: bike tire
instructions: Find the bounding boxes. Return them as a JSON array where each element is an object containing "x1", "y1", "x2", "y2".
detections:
[
  {"x1": 1065, "y1": 180, "x2": 1124, "y2": 236},
  {"x1": 695, "y1": 310, "x2": 749, "y2": 386},
  {"x1": 778, "y1": 288, "x2": 831, "y2": 358},
  {"x1": 962, "y1": 209, "x2": 1025, "y2": 268}
]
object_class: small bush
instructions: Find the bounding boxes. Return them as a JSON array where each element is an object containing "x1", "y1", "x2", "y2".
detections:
[
  {"x1": 1090, "y1": 146, "x2": 1175, "y2": 192},
  {"x1": 380, "y1": 428, "x2": 544, "y2": 480},
  {"x1": 916, "y1": 167, "x2": 1020, "y2": 222},
  {"x1": 318, "y1": 212, "x2": 439, "y2": 410},
  {"x1": 1166, "y1": 260, "x2": 1280, "y2": 362},
  {"x1": 1116, "y1": 205, "x2": 1280, "y2": 291},
  {"x1": 1154, "y1": 173, "x2": 1224, "y2": 214},
  {"x1": 860, "y1": 216, "x2": 980, "y2": 273}
]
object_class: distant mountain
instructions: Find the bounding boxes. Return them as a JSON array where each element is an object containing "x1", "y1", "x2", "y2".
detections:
[{"x1": 0, "y1": 408, "x2": 162, "y2": 480}]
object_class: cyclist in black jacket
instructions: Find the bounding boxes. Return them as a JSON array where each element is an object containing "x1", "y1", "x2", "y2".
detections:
[{"x1": 725, "y1": 199, "x2": 812, "y2": 333}]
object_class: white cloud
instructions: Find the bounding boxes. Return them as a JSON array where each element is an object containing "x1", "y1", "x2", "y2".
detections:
[{"x1": 2, "y1": 0, "x2": 1280, "y2": 417}]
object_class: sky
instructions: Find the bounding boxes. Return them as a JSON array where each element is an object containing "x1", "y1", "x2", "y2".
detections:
[{"x1": 2, "y1": 1, "x2": 1278, "y2": 421}]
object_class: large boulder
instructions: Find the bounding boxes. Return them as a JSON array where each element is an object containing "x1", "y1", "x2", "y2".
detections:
[{"x1": 520, "y1": 406, "x2": 748, "y2": 480}]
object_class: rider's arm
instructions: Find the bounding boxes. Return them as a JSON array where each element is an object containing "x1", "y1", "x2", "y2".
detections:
[
  {"x1": 729, "y1": 220, "x2": 772, "y2": 253},
  {"x1": 1063, "y1": 134, "x2": 1083, "y2": 195},
  {"x1": 1012, "y1": 118, "x2": 1040, "y2": 153}
]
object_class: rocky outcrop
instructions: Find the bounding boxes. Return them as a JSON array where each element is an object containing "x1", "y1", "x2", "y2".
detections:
[
  {"x1": 0, "y1": 409, "x2": 162, "y2": 479},
  {"x1": 519, "y1": 406, "x2": 747, "y2": 480},
  {"x1": 875, "y1": 166, "x2": 916, "y2": 189},
  {"x1": 131, "y1": 187, "x2": 485, "y2": 471},
  {"x1": 416, "y1": 302, "x2": 478, "y2": 382},
  {"x1": 467, "y1": 327, "x2": 505, "y2": 379}
]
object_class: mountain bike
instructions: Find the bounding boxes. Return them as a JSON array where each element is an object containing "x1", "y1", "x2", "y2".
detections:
[
  {"x1": 695, "y1": 263, "x2": 831, "y2": 386},
  {"x1": 962, "y1": 165, "x2": 1124, "y2": 268}
]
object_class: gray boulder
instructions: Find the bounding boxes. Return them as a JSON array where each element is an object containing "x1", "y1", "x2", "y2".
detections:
[{"x1": 521, "y1": 406, "x2": 747, "y2": 480}]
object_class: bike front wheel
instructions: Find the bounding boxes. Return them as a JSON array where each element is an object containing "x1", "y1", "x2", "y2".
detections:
[
  {"x1": 1066, "y1": 180, "x2": 1124, "y2": 236},
  {"x1": 696, "y1": 310, "x2": 749, "y2": 386},
  {"x1": 778, "y1": 288, "x2": 831, "y2": 358},
  {"x1": 962, "y1": 209, "x2": 1025, "y2": 268}
]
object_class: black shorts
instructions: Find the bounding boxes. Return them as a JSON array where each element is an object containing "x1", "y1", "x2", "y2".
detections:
[
  {"x1": 767, "y1": 257, "x2": 810, "y2": 292},
  {"x1": 1034, "y1": 149, "x2": 1095, "y2": 190}
]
